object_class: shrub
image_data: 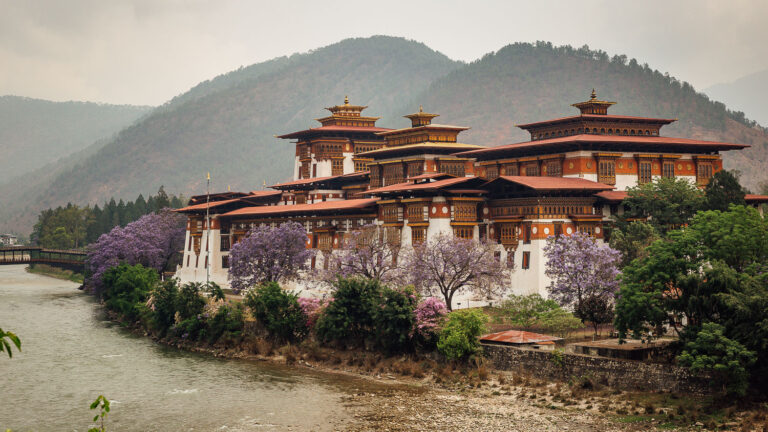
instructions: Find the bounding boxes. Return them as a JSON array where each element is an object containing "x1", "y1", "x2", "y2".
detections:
[
  {"x1": 315, "y1": 277, "x2": 381, "y2": 345},
  {"x1": 538, "y1": 308, "x2": 583, "y2": 339},
  {"x1": 150, "y1": 278, "x2": 180, "y2": 333},
  {"x1": 371, "y1": 286, "x2": 417, "y2": 353},
  {"x1": 297, "y1": 297, "x2": 325, "y2": 331},
  {"x1": 437, "y1": 309, "x2": 489, "y2": 360},
  {"x1": 206, "y1": 302, "x2": 245, "y2": 345},
  {"x1": 176, "y1": 282, "x2": 207, "y2": 321},
  {"x1": 101, "y1": 264, "x2": 159, "y2": 321},
  {"x1": 413, "y1": 297, "x2": 448, "y2": 348},
  {"x1": 244, "y1": 282, "x2": 307, "y2": 343}
]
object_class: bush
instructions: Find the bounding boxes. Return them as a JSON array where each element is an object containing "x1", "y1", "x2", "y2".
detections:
[
  {"x1": 315, "y1": 277, "x2": 381, "y2": 345},
  {"x1": 297, "y1": 297, "x2": 325, "y2": 331},
  {"x1": 101, "y1": 264, "x2": 159, "y2": 321},
  {"x1": 501, "y1": 294, "x2": 559, "y2": 329},
  {"x1": 413, "y1": 297, "x2": 448, "y2": 348},
  {"x1": 371, "y1": 286, "x2": 417, "y2": 353},
  {"x1": 244, "y1": 282, "x2": 307, "y2": 343},
  {"x1": 538, "y1": 308, "x2": 583, "y2": 339},
  {"x1": 437, "y1": 309, "x2": 488, "y2": 360},
  {"x1": 176, "y1": 282, "x2": 207, "y2": 321},
  {"x1": 150, "y1": 279, "x2": 180, "y2": 333},
  {"x1": 206, "y1": 302, "x2": 245, "y2": 345}
]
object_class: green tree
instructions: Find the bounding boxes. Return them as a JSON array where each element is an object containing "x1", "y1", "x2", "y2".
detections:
[
  {"x1": 371, "y1": 286, "x2": 417, "y2": 353},
  {"x1": 244, "y1": 282, "x2": 307, "y2": 343},
  {"x1": 704, "y1": 170, "x2": 746, "y2": 212},
  {"x1": 500, "y1": 294, "x2": 559, "y2": 329},
  {"x1": 101, "y1": 264, "x2": 159, "y2": 321},
  {"x1": 315, "y1": 278, "x2": 381, "y2": 346},
  {"x1": 609, "y1": 221, "x2": 659, "y2": 268},
  {"x1": 437, "y1": 309, "x2": 488, "y2": 360},
  {"x1": 677, "y1": 322, "x2": 756, "y2": 396},
  {"x1": 622, "y1": 177, "x2": 705, "y2": 233},
  {"x1": 538, "y1": 308, "x2": 583, "y2": 339}
]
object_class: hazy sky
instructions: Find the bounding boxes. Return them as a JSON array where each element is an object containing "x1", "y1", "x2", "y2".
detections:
[{"x1": 2, "y1": 0, "x2": 766, "y2": 106}]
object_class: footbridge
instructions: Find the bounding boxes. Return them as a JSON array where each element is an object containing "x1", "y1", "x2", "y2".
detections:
[{"x1": 0, "y1": 247, "x2": 87, "y2": 272}]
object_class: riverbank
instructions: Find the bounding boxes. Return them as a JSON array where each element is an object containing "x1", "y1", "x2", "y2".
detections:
[
  {"x1": 26, "y1": 263, "x2": 84, "y2": 284},
  {"x1": 113, "y1": 312, "x2": 767, "y2": 432}
]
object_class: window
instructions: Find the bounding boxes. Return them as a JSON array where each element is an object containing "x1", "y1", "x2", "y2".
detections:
[
  {"x1": 697, "y1": 162, "x2": 713, "y2": 185},
  {"x1": 222, "y1": 256, "x2": 229, "y2": 269},
  {"x1": 332, "y1": 158, "x2": 344, "y2": 176},
  {"x1": 662, "y1": 161, "x2": 675, "y2": 179},
  {"x1": 383, "y1": 163, "x2": 405, "y2": 186},
  {"x1": 522, "y1": 251, "x2": 530, "y2": 269},
  {"x1": 369, "y1": 165, "x2": 381, "y2": 187},
  {"x1": 598, "y1": 159, "x2": 616, "y2": 185},
  {"x1": 638, "y1": 160, "x2": 652, "y2": 184},
  {"x1": 439, "y1": 161, "x2": 465, "y2": 177},
  {"x1": 485, "y1": 165, "x2": 499, "y2": 180},
  {"x1": 545, "y1": 160, "x2": 561, "y2": 177},
  {"x1": 554, "y1": 222, "x2": 563, "y2": 238},
  {"x1": 186, "y1": 255, "x2": 190, "y2": 267},
  {"x1": 503, "y1": 164, "x2": 518, "y2": 176},
  {"x1": 523, "y1": 222, "x2": 532, "y2": 244},
  {"x1": 525, "y1": 164, "x2": 540, "y2": 176},
  {"x1": 453, "y1": 226, "x2": 474, "y2": 240},
  {"x1": 411, "y1": 227, "x2": 426, "y2": 244},
  {"x1": 220, "y1": 236, "x2": 230, "y2": 251},
  {"x1": 577, "y1": 224, "x2": 596, "y2": 236},
  {"x1": 499, "y1": 223, "x2": 517, "y2": 245},
  {"x1": 405, "y1": 160, "x2": 423, "y2": 178}
]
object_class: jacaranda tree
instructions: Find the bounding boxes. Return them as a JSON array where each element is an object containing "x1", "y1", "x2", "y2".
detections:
[
  {"x1": 86, "y1": 210, "x2": 185, "y2": 294},
  {"x1": 322, "y1": 225, "x2": 402, "y2": 285},
  {"x1": 543, "y1": 232, "x2": 621, "y2": 335},
  {"x1": 403, "y1": 233, "x2": 510, "y2": 310},
  {"x1": 227, "y1": 222, "x2": 313, "y2": 293}
]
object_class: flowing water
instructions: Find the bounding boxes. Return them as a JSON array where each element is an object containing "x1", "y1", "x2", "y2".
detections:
[{"x1": 0, "y1": 265, "x2": 369, "y2": 431}]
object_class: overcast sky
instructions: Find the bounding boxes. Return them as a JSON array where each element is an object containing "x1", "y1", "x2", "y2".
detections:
[{"x1": 1, "y1": 0, "x2": 766, "y2": 106}]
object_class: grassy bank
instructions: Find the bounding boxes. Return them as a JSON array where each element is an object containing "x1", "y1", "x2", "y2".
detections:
[{"x1": 26, "y1": 263, "x2": 84, "y2": 284}]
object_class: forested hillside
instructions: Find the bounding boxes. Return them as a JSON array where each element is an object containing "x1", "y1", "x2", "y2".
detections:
[
  {"x1": 393, "y1": 42, "x2": 768, "y2": 190},
  {"x1": 4, "y1": 37, "x2": 768, "y2": 237},
  {"x1": 0, "y1": 96, "x2": 151, "y2": 183},
  {"x1": 705, "y1": 68, "x2": 768, "y2": 129}
]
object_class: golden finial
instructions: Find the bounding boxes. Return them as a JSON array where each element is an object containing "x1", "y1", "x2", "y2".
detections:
[
  {"x1": 419, "y1": 105, "x2": 423, "y2": 113},
  {"x1": 262, "y1": 180, "x2": 267, "y2": 189},
  {"x1": 344, "y1": 95, "x2": 349, "y2": 105},
  {"x1": 590, "y1": 88, "x2": 597, "y2": 100},
  {"x1": 227, "y1": 185, "x2": 230, "y2": 192}
]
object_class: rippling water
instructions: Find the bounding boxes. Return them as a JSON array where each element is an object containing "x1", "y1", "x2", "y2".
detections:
[{"x1": 0, "y1": 265, "x2": 361, "y2": 431}]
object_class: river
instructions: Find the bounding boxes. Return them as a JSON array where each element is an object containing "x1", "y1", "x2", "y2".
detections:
[{"x1": 0, "y1": 265, "x2": 368, "y2": 431}]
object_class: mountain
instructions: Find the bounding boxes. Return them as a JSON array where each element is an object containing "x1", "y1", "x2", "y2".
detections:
[
  {"x1": 392, "y1": 42, "x2": 768, "y2": 191},
  {"x1": 704, "y1": 69, "x2": 768, "y2": 128},
  {"x1": 4, "y1": 37, "x2": 768, "y2": 236},
  {"x1": 0, "y1": 96, "x2": 152, "y2": 184}
]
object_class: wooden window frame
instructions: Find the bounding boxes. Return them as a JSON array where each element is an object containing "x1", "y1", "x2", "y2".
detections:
[
  {"x1": 522, "y1": 251, "x2": 530, "y2": 269},
  {"x1": 638, "y1": 160, "x2": 652, "y2": 184},
  {"x1": 598, "y1": 159, "x2": 616, "y2": 185}
]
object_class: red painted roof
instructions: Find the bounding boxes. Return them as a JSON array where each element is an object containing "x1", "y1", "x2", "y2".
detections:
[
  {"x1": 375, "y1": 123, "x2": 469, "y2": 136},
  {"x1": 247, "y1": 190, "x2": 286, "y2": 197},
  {"x1": 594, "y1": 190, "x2": 629, "y2": 202},
  {"x1": 745, "y1": 194, "x2": 768, "y2": 203},
  {"x1": 455, "y1": 134, "x2": 748, "y2": 158},
  {"x1": 516, "y1": 114, "x2": 676, "y2": 129},
  {"x1": 270, "y1": 171, "x2": 369, "y2": 189},
  {"x1": 175, "y1": 198, "x2": 243, "y2": 212},
  {"x1": 486, "y1": 176, "x2": 614, "y2": 192},
  {"x1": 362, "y1": 176, "x2": 478, "y2": 195},
  {"x1": 222, "y1": 198, "x2": 379, "y2": 217},
  {"x1": 480, "y1": 330, "x2": 562, "y2": 344},
  {"x1": 276, "y1": 125, "x2": 391, "y2": 139},
  {"x1": 408, "y1": 172, "x2": 456, "y2": 180}
]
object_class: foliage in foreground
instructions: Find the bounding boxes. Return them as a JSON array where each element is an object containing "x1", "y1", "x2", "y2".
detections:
[
  {"x1": 88, "y1": 395, "x2": 110, "y2": 432},
  {"x1": 501, "y1": 294, "x2": 583, "y2": 338},
  {"x1": 101, "y1": 264, "x2": 158, "y2": 321},
  {"x1": 0, "y1": 327, "x2": 21, "y2": 359},
  {"x1": 437, "y1": 309, "x2": 489, "y2": 360}
]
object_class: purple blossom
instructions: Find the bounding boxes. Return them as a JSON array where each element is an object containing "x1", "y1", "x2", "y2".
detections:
[
  {"x1": 542, "y1": 232, "x2": 621, "y2": 311},
  {"x1": 86, "y1": 210, "x2": 185, "y2": 294},
  {"x1": 227, "y1": 222, "x2": 313, "y2": 293},
  {"x1": 320, "y1": 225, "x2": 402, "y2": 285},
  {"x1": 402, "y1": 233, "x2": 510, "y2": 310},
  {"x1": 413, "y1": 297, "x2": 448, "y2": 339}
]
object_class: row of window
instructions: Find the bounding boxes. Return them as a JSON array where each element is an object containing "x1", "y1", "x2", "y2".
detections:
[{"x1": 532, "y1": 127, "x2": 660, "y2": 140}]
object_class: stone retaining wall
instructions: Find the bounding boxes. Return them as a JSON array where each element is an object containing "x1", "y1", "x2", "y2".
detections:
[{"x1": 482, "y1": 343, "x2": 711, "y2": 394}]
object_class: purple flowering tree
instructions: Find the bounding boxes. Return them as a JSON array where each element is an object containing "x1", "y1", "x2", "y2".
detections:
[
  {"x1": 543, "y1": 232, "x2": 621, "y2": 336},
  {"x1": 86, "y1": 209, "x2": 185, "y2": 294},
  {"x1": 322, "y1": 225, "x2": 402, "y2": 285},
  {"x1": 228, "y1": 222, "x2": 313, "y2": 293},
  {"x1": 403, "y1": 233, "x2": 510, "y2": 310}
]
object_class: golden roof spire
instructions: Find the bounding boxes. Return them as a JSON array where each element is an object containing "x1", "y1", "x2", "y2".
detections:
[
  {"x1": 419, "y1": 105, "x2": 423, "y2": 113},
  {"x1": 344, "y1": 95, "x2": 349, "y2": 105},
  {"x1": 591, "y1": 88, "x2": 597, "y2": 100}
]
